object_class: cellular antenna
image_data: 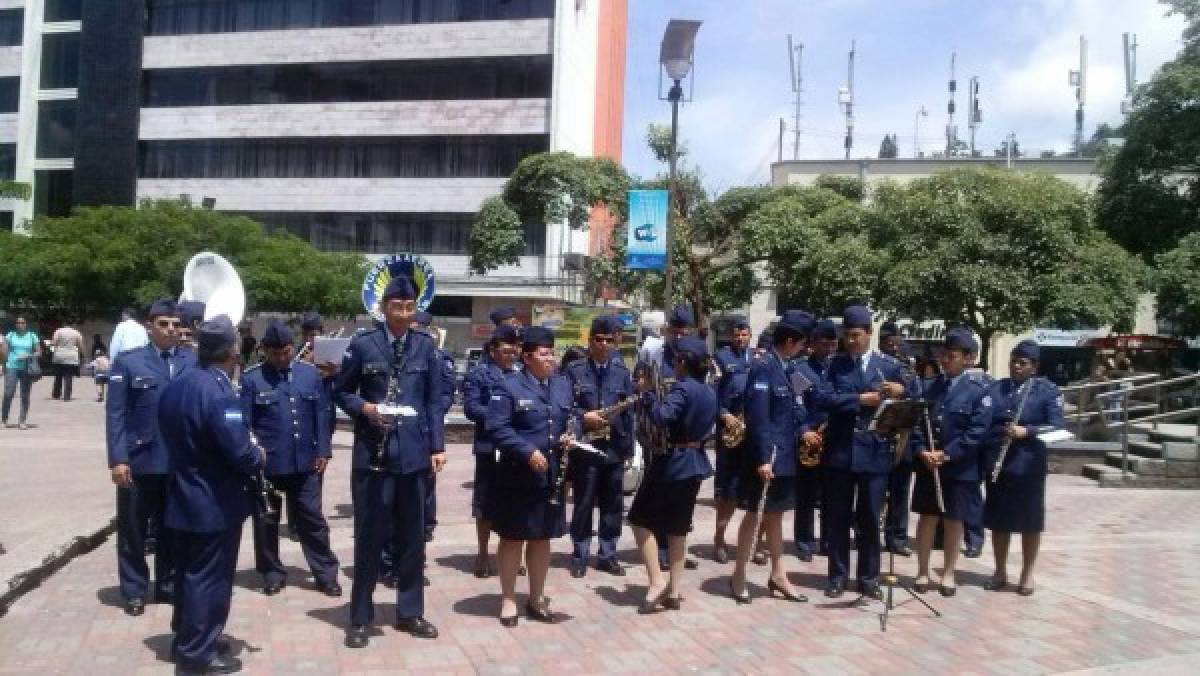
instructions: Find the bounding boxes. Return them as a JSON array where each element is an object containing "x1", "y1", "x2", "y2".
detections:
[
  {"x1": 1069, "y1": 35, "x2": 1087, "y2": 156},
  {"x1": 1121, "y1": 32, "x2": 1138, "y2": 115},
  {"x1": 787, "y1": 35, "x2": 804, "y2": 160},
  {"x1": 838, "y1": 40, "x2": 856, "y2": 160},
  {"x1": 946, "y1": 51, "x2": 959, "y2": 156}
]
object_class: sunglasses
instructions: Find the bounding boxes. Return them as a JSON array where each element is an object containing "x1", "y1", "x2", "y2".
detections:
[
  {"x1": 154, "y1": 319, "x2": 181, "y2": 328},
  {"x1": 591, "y1": 336, "x2": 617, "y2": 344}
]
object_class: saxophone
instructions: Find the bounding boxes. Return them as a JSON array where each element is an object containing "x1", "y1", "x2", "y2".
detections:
[
  {"x1": 720, "y1": 413, "x2": 746, "y2": 447},
  {"x1": 584, "y1": 395, "x2": 640, "y2": 441},
  {"x1": 798, "y1": 422, "x2": 826, "y2": 468}
]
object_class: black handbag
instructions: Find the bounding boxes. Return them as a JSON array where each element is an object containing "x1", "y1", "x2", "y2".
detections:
[{"x1": 25, "y1": 356, "x2": 42, "y2": 381}]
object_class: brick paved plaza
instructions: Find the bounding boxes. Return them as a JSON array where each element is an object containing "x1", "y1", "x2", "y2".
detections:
[{"x1": 2, "y1": 379, "x2": 1200, "y2": 675}]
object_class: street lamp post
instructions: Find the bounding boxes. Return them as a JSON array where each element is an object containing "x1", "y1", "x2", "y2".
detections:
[
  {"x1": 913, "y1": 105, "x2": 928, "y2": 158},
  {"x1": 659, "y1": 19, "x2": 701, "y2": 314}
]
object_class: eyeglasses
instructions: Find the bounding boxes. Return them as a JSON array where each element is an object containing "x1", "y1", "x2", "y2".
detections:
[
  {"x1": 154, "y1": 319, "x2": 181, "y2": 328},
  {"x1": 591, "y1": 336, "x2": 617, "y2": 344}
]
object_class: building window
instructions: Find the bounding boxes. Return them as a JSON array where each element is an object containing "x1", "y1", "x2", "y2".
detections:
[
  {"x1": 44, "y1": 0, "x2": 84, "y2": 23},
  {"x1": 145, "y1": 0, "x2": 554, "y2": 35},
  {"x1": 241, "y1": 211, "x2": 545, "y2": 256},
  {"x1": 0, "y1": 10, "x2": 22, "y2": 47},
  {"x1": 34, "y1": 170, "x2": 73, "y2": 217},
  {"x1": 37, "y1": 100, "x2": 77, "y2": 158},
  {"x1": 0, "y1": 143, "x2": 15, "y2": 179},
  {"x1": 142, "y1": 56, "x2": 552, "y2": 107},
  {"x1": 139, "y1": 135, "x2": 549, "y2": 179},
  {"x1": 0, "y1": 79, "x2": 17, "y2": 113},
  {"x1": 40, "y1": 32, "x2": 81, "y2": 90},
  {"x1": 0, "y1": 211, "x2": 13, "y2": 231}
]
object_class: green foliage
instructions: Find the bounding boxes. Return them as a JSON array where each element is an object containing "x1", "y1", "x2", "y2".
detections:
[
  {"x1": 646, "y1": 123, "x2": 687, "y2": 164},
  {"x1": 500, "y1": 152, "x2": 631, "y2": 232},
  {"x1": 873, "y1": 169, "x2": 1145, "y2": 362},
  {"x1": 469, "y1": 196, "x2": 524, "y2": 275},
  {"x1": 878, "y1": 134, "x2": 899, "y2": 159},
  {"x1": 1095, "y1": 2, "x2": 1200, "y2": 258},
  {"x1": 0, "y1": 200, "x2": 366, "y2": 320},
  {"x1": 1155, "y1": 232, "x2": 1200, "y2": 335},
  {"x1": 813, "y1": 174, "x2": 865, "y2": 201}
]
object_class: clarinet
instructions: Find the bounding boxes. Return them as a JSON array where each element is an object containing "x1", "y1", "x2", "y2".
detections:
[
  {"x1": 370, "y1": 368, "x2": 400, "y2": 472},
  {"x1": 247, "y1": 431, "x2": 282, "y2": 525},
  {"x1": 922, "y1": 401, "x2": 947, "y2": 514},
  {"x1": 990, "y1": 378, "x2": 1034, "y2": 482},
  {"x1": 549, "y1": 411, "x2": 579, "y2": 506},
  {"x1": 754, "y1": 446, "x2": 779, "y2": 523}
]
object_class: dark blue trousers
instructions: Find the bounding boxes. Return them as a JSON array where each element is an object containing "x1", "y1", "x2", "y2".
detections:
[
  {"x1": 570, "y1": 461, "x2": 625, "y2": 563},
  {"x1": 172, "y1": 525, "x2": 242, "y2": 671},
  {"x1": 116, "y1": 474, "x2": 174, "y2": 601},
  {"x1": 793, "y1": 466, "x2": 823, "y2": 555},
  {"x1": 823, "y1": 468, "x2": 887, "y2": 587},
  {"x1": 884, "y1": 462, "x2": 913, "y2": 550},
  {"x1": 964, "y1": 485, "x2": 986, "y2": 550},
  {"x1": 251, "y1": 471, "x2": 339, "y2": 587},
  {"x1": 423, "y1": 472, "x2": 437, "y2": 537},
  {"x1": 350, "y1": 470, "x2": 426, "y2": 626}
]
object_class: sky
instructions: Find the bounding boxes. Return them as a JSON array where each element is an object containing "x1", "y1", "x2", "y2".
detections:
[{"x1": 621, "y1": 0, "x2": 1188, "y2": 193}]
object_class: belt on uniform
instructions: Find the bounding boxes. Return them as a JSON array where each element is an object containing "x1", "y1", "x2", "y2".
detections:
[{"x1": 668, "y1": 440, "x2": 706, "y2": 449}]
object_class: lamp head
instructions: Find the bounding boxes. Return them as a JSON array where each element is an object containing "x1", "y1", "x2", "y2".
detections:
[{"x1": 660, "y1": 19, "x2": 701, "y2": 82}]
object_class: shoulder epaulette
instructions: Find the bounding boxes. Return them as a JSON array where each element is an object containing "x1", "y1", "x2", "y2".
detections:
[{"x1": 243, "y1": 363, "x2": 262, "y2": 374}]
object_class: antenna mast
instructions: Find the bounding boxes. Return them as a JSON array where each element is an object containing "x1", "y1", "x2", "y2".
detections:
[
  {"x1": 839, "y1": 40, "x2": 856, "y2": 160},
  {"x1": 787, "y1": 35, "x2": 804, "y2": 160},
  {"x1": 1070, "y1": 35, "x2": 1088, "y2": 157},
  {"x1": 1121, "y1": 32, "x2": 1138, "y2": 116},
  {"x1": 946, "y1": 51, "x2": 958, "y2": 156}
]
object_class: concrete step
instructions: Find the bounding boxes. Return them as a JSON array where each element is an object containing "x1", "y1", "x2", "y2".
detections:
[
  {"x1": 1105, "y1": 452, "x2": 1165, "y2": 475},
  {"x1": 1083, "y1": 462, "x2": 1126, "y2": 483},
  {"x1": 1144, "y1": 424, "x2": 1198, "y2": 444},
  {"x1": 1128, "y1": 439, "x2": 1164, "y2": 459}
]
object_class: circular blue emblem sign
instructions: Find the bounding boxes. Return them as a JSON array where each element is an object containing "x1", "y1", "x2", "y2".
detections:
[{"x1": 361, "y1": 253, "x2": 437, "y2": 321}]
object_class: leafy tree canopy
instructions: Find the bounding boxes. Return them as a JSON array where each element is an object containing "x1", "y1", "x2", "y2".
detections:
[{"x1": 1154, "y1": 231, "x2": 1200, "y2": 335}]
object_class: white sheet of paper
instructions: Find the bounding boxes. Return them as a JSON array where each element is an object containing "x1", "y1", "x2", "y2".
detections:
[
  {"x1": 378, "y1": 404, "x2": 418, "y2": 417},
  {"x1": 1038, "y1": 429, "x2": 1075, "y2": 444},
  {"x1": 313, "y1": 337, "x2": 351, "y2": 364}
]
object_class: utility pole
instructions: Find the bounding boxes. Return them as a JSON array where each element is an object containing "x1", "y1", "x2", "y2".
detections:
[
  {"x1": 913, "y1": 105, "x2": 928, "y2": 158},
  {"x1": 839, "y1": 40, "x2": 855, "y2": 160},
  {"x1": 946, "y1": 51, "x2": 958, "y2": 156},
  {"x1": 968, "y1": 76, "x2": 982, "y2": 156},
  {"x1": 787, "y1": 35, "x2": 804, "y2": 160},
  {"x1": 1121, "y1": 32, "x2": 1138, "y2": 116},
  {"x1": 1070, "y1": 34, "x2": 1087, "y2": 157},
  {"x1": 1005, "y1": 131, "x2": 1017, "y2": 169}
]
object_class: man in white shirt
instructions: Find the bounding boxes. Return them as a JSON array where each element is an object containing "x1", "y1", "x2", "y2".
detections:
[{"x1": 109, "y1": 308, "x2": 149, "y2": 362}]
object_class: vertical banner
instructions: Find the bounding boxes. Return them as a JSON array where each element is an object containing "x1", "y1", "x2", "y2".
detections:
[{"x1": 625, "y1": 189, "x2": 668, "y2": 270}]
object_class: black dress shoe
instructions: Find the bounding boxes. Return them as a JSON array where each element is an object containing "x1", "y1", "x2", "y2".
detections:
[
  {"x1": 473, "y1": 556, "x2": 491, "y2": 579},
  {"x1": 817, "y1": 542, "x2": 830, "y2": 557},
  {"x1": 525, "y1": 599, "x2": 556, "y2": 623},
  {"x1": 963, "y1": 546, "x2": 983, "y2": 559},
  {"x1": 729, "y1": 579, "x2": 751, "y2": 605},
  {"x1": 913, "y1": 578, "x2": 930, "y2": 594},
  {"x1": 859, "y1": 582, "x2": 882, "y2": 600},
  {"x1": 713, "y1": 543, "x2": 730, "y2": 564},
  {"x1": 499, "y1": 614, "x2": 519, "y2": 628},
  {"x1": 424, "y1": 531, "x2": 435, "y2": 543},
  {"x1": 155, "y1": 588, "x2": 175, "y2": 604},
  {"x1": 939, "y1": 583, "x2": 957, "y2": 597},
  {"x1": 768, "y1": 579, "x2": 808, "y2": 602},
  {"x1": 596, "y1": 559, "x2": 625, "y2": 576},
  {"x1": 125, "y1": 597, "x2": 145, "y2": 616},
  {"x1": 684, "y1": 558, "x2": 699, "y2": 570},
  {"x1": 890, "y1": 544, "x2": 912, "y2": 557},
  {"x1": 344, "y1": 625, "x2": 369, "y2": 649},
  {"x1": 795, "y1": 550, "x2": 813, "y2": 563},
  {"x1": 177, "y1": 653, "x2": 242, "y2": 675},
  {"x1": 262, "y1": 581, "x2": 284, "y2": 596},
  {"x1": 662, "y1": 595, "x2": 682, "y2": 611},
  {"x1": 380, "y1": 572, "x2": 396, "y2": 589},
  {"x1": 570, "y1": 562, "x2": 587, "y2": 578},
  {"x1": 1017, "y1": 585, "x2": 1035, "y2": 597},
  {"x1": 824, "y1": 582, "x2": 845, "y2": 598},
  {"x1": 317, "y1": 581, "x2": 342, "y2": 597},
  {"x1": 638, "y1": 588, "x2": 669, "y2": 615},
  {"x1": 752, "y1": 549, "x2": 768, "y2": 565},
  {"x1": 395, "y1": 616, "x2": 438, "y2": 639}
]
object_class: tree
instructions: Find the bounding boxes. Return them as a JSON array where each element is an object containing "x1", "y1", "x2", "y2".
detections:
[
  {"x1": 1079, "y1": 123, "x2": 1120, "y2": 158},
  {"x1": 0, "y1": 200, "x2": 366, "y2": 319},
  {"x1": 872, "y1": 168, "x2": 1146, "y2": 365},
  {"x1": 878, "y1": 134, "x2": 899, "y2": 159},
  {"x1": 1154, "y1": 231, "x2": 1200, "y2": 335},
  {"x1": 1095, "y1": 0, "x2": 1200, "y2": 259},
  {"x1": 813, "y1": 174, "x2": 865, "y2": 201}
]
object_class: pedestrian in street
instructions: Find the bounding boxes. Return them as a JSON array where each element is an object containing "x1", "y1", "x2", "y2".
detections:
[
  {"x1": 92, "y1": 348, "x2": 111, "y2": 403},
  {"x1": 105, "y1": 299, "x2": 196, "y2": 616},
  {"x1": 50, "y1": 321, "x2": 84, "y2": 401},
  {"x1": 109, "y1": 307, "x2": 149, "y2": 360},
  {"x1": 564, "y1": 315, "x2": 635, "y2": 579},
  {"x1": 485, "y1": 326, "x2": 578, "y2": 627},
  {"x1": 983, "y1": 340, "x2": 1066, "y2": 597},
  {"x1": 626, "y1": 335, "x2": 716, "y2": 614},
  {"x1": 334, "y1": 276, "x2": 445, "y2": 648},
  {"x1": 241, "y1": 320, "x2": 342, "y2": 598},
  {"x1": 160, "y1": 315, "x2": 262, "y2": 675},
  {"x1": 91, "y1": 333, "x2": 107, "y2": 360},
  {"x1": 729, "y1": 310, "x2": 814, "y2": 605},
  {"x1": 1, "y1": 316, "x2": 42, "y2": 429},
  {"x1": 911, "y1": 328, "x2": 993, "y2": 597},
  {"x1": 712, "y1": 317, "x2": 753, "y2": 564}
]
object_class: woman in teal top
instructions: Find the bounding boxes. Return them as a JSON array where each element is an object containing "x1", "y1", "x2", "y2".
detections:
[{"x1": 2, "y1": 317, "x2": 42, "y2": 429}]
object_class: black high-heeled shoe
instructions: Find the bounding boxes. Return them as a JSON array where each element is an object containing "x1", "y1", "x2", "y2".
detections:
[
  {"x1": 638, "y1": 587, "x2": 670, "y2": 615},
  {"x1": 913, "y1": 577, "x2": 931, "y2": 594},
  {"x1": 729, "y1": 579, "x2": 751, "y2": 605},
  {"x1": 662, "y1": 595, "x2": 682, "y2": 611},
  {"x1": 768, "y1": 578, "x2": 808, "y2": 602},
  {"x1": 525, "y1": 598, "x2": 556, "y2": 623},
  {"x1": 499, "y1": 614, "x2": 519, "y2": 628}
]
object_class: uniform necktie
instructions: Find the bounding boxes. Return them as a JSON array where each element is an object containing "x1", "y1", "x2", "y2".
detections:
[{"x1": 161, "y1": 350, "x2": 173, "y2": 378}]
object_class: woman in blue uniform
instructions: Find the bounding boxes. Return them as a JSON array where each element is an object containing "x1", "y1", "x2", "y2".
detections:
[
  {"x1": 626, "y1": 336, "x2": 717, "y2": 613},
  {"x1": 485, "y1": 327, "x2": 578, "y2": 627},
  {"x1": 983, "y1": 340, "x2": 1065, "y2": 596},
  {"x1": 911, "y1": 329, "x2": 992, "y2": 597}
]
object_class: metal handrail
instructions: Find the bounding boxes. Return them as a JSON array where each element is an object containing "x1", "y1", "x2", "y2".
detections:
[
  {"x1": 1060, "y1": 372, "x2": 1158, "y2": 395},
  {"x1": 1095, "y1": 371, "x2": 1200, "y2": 399},
  {"x1": 1110, "y1": 372, "x2": 1200, "y2": 482}
]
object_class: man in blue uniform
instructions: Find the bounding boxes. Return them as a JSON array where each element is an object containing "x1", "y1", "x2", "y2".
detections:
[
  {"x1": 565, "y1": 315, "x2": 635, "y2": 577},
  {"x1": 462, "y1": 324, "x2": 522, "y2": 577},
  {"x1": 335, "y1": 276, "x2": 446, "y2": 647},
  {"x1": 161, "y1": 316, "x2": 262, "y2": 675},
  {"x1": 878, "y1": 321, "x2": 918, "y2": 557},
  {"x1": 177, "y1": 301, "x2": 206, "y2": 350},
  {"x1": 106, "y1": 299, "x2": 196, "y2": 616},
  {"x1": 712, "y1": 318, "x2": 753, "y2": 563},
  {"x1": 241, "y1": 320, "x2": 341, "y2": 597},
  {"x1": 489, "y1": 306, "x2": 521, "y2": 329},
  {"x1": 792, "y1": 320, "x2": 833, "y2": 562},
  {"x1": 412, "y1": 310, "x2": 456, "y2": 544},
  {"x1": 818, "y1": 305, "x2": 911, "y2": 599}
]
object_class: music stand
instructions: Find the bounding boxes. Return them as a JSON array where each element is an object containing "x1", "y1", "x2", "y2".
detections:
[{"x1": 860, "y1": 399, "x2": 942, "y2": 631}]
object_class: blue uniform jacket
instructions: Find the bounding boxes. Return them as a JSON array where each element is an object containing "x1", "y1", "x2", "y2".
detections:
[
  {"x1": 462, "y1": 356, "x2": 508, "y2": 456},
  {"x1": 105, "y1": 344, "x2": 197, "y2": 474},
  {"x1": 486, "y1": 370, "x2": 578, "y2": 490},
  {"x1": 818, "y1": 351, "x2": 915, "y2": 474},
  {"x1": 160, "y1": 366, "x2": 262, "y2": 533},
  {"x1": 436, "y1": 347, "x2": 456, "y2": 415},
  {"x1": 563, "y1": 354, "x2": 635, "y2": 462},
  {"x1": 333, "y1": 326, "x2": 446, "y2": 474},
  {"x1": 715, "y1": 346, "x2": 753, "y2": 417},
  {"x1": 642, "y1": 376, "x2": 716, "y2": 481},
  {"x1": 913, "y1": 373, "x2": 994, "y2": 481},
  {"x1": 984, "y1": 377, "x2": 1065, "y2": 478},
  {"x1": 744, "y1": 350, "x2": 810, "y2": 478},
  {"x1": 240, "y1": 360, "x2": 331, "y2": 476}
]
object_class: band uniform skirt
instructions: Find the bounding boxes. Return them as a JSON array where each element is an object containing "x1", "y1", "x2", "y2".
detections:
[
  {"x1": 984, "y1": 470, "x2": 1047, "y2": 533},
  {"x1": 713, "y1": 442, "x2": 741, "y2": 501},
  {"x1": 489, "y1": 453, "x2": 566, "y2": 541},
  {"x1": 736, "y1": 469, "x2": 796, "y2": 513},
  {"x1": 912, "y1": 469, "x2": 981, "y2": 522},
  {"x1": 472, "y1": 453, "x2": 497, "y2": 520},
  {"x1": 627, "y1": 457, "x2": 703, "y2": 538}
]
